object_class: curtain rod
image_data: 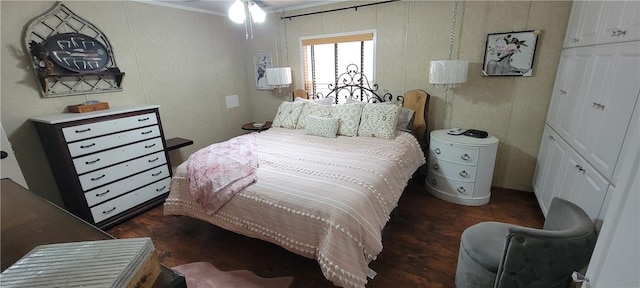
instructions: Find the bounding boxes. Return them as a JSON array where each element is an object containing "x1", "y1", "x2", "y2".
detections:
[{"x1": 281, "y1": 0, "x2": 400, "y2": 20}]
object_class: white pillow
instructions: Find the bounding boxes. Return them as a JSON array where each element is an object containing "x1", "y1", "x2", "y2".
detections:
[
  {"x1": 332, "y1": 102, "x2": 365, "y2": 137},
  {"x1": 357, "y1": 103, "x2": 399, "y2": 140},
  {"x1": 305, "y1": 115, "x2": 339, "y2": 138},
  {"x1": 296, "y1": 102, "x2": 333, "y2": 129},
  {"x1": 294, "y1": 96, "x2": 335, "y2": 106},
  {"x1": 272, "y1": 101, "x2": 304, "y2": 129}
]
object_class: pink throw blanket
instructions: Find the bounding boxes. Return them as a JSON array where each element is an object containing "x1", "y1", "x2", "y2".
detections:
[{"x1": 187, "y1": 133, "x2": 258, "y2": 215}]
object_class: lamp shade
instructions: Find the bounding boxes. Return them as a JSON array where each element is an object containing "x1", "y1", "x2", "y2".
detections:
[
  {"x1": 228, "y1": 0, "x2": 246, "y2": 24},
  {"x1": 266, "y1": 67, "x2": 292, "y2": 87},
  {"x1": 249, "y1": 2, "x2": 266, "y2": 23},
  {"x1": 429, "y1": 60, "x2": 468, "y2": 87}
]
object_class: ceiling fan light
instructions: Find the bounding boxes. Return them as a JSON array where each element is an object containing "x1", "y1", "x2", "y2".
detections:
[
  {"x1": 249, "y1": 2, "x2": 266, "y2": 23},
  {"x1": 228, "y1": 0, "x2": 246, "y2": 24}
]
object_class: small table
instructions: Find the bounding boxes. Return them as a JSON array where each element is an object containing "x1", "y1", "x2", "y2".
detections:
[{"x1": 241, "y1": 121, "x2": 272, "y2": 132}]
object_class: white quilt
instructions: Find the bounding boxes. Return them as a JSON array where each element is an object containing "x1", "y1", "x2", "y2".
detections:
[{"x1": 164, "y1": 127, "x2": 425, "y2": 287}]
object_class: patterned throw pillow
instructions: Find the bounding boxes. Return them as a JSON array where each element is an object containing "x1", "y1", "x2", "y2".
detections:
[
  {"x1": 296, "y1": 102, "x2": 333, "y2": 129},
  {"x1": 305, "y1": 115, "x2": 339, "y2": 138},
  {"x1": 294, "y1": 96, "x2": 335, "y2": 106},
  {"x1": 332, "y1": 102, "x2": 366, "y2": 136},
  {"x1": 357, "y1": 103, "x2": 399, "y2": 139},
  {"x1": 272, "y1": 101, "x2": 304, "y2": 129}
]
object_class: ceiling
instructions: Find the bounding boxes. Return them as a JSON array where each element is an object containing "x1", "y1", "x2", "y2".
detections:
[{"x1": 152, "y1": 0, "x2": 337, "y2": 16}]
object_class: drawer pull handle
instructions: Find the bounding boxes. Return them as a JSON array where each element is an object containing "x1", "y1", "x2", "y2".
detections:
[
  {"x1": 459, "y1": 170, "x2": 469, "y2": 177},
  {"x1": 156, "y1": 186, "x2": 167, "y2": 192},
  {"x1": 138, "y1": 117, "x2": 150, "y2": 122},
  {"x1": 145, "y1": 143, "x2": 156, "y2": 149},
  {"x1": 96, "y1": 190, "x2": 111, "y2": 197},
  {"x1": 457, "y1": 187, "x2": 466, "y2": 194},
  {"x1": 102, "y1": 207, "x2": 117, "y2": 214},
  {"x1": 461, "y1": 154, "x2": 471, "y2": 161},
  {"x1": 85, "y1": 158, "x2": 100, "y2": 165},
  {"x1": 148, "y1": 157, "x2": 160, "y2": 163},
  {"x1": 611, "y1": 29, "x2": 626, "y2": 37},
  {"x1": 152, "y1": 171, "x2": 162, "y2": 177},
  {"x1": 433, "y1": 163, "x2": 439, "y2": 170},
  {"x1": 430, "y1": 178, "x2": 437, "y2": 186},
  {"x1": 80, "y1": 143, "x2": 96, "y2": 149},
  {"x1": 559, "y1": 89, "x2": 567, "y2": 95},
  {"x1": 91, "y1": 174, "x2": 106, "y2": 181},
  {"x1": 434, "y1": 148, "x2": 441, "y2": 155},
  {"x1": 575, "y1": 164, "x2": 586, "y2": 174},
  {"x1": 141, "y1": 130, "x2": 153, "y2": 135},
  {"x1": 75, "y1": 128, "x2": 91, "y2": 133}
]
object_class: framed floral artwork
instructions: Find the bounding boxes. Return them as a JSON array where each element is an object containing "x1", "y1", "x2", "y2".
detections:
[
  {"x1": 482, "y1": 30, "x2": 540, "y2": 77},
  {"x1": 254, "y1": 52, "x2": 273, "y2": 90}
]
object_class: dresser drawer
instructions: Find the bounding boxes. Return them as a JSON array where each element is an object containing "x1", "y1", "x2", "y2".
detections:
[
  {"x1": 430, "y1": 138, "x2": 479, "y2": 165},
  {"x1": 90, "y1": 177, "x2": 170, "y2": 223},
  {"x1": 68, "y1": 126, "x2": 161, "y2": 157},
  {"x1": 73, "y1": 137, "x2": 164, "y2": 174},
  {"x1": 427, "y1": 171, "x2": 475, "y2": 198},
  {"x1": 429, "y1": 156, "x2": 477, "y2": 182},
  {"x1": 79, "y1": 151, "x2": 167, "y2": 191},
  {"x1": 63, "y1": 112, "x2": 158, "y2": 142},
  {"x1": 85, "y1": 165, "x2": 170, "y2": 207}
]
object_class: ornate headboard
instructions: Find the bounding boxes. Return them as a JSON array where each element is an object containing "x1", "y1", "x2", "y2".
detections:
[{"x1": 293, "y1": 64, "x2": 430, "y2": 145}]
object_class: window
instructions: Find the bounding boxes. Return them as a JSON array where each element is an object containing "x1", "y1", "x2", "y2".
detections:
[{"x1": 301, "y1": 31, "x2": 375, "y2": 103}]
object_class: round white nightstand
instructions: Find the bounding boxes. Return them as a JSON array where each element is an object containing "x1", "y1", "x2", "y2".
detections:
[{"x1": 425, "y1": 129, "x2": 499, "y2": 206}]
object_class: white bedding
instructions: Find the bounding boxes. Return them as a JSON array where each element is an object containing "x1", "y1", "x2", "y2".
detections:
[{"x1": 164, "y1": 127, "x2": 425, "y2": 287}]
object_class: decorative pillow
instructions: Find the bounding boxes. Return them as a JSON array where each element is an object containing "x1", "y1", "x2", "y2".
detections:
[
  {"x1": 305, "y1": 115, "x2": 339, "y2": 138},
  {"x1": 357, "y1": 103, "x2": 399, "y2": 139},
  {"x1": 296, "y1": 102, "x2": 333, "y2": 129},
  {"x1": 397, "y1": 107, "x2": 415, "y2": 131},
  {"x1": 272, "y1": 101, "x2": 304, "y2": 129},
  {"x1": 332, "y1": 102, "x2": 366, "y2": 137},
  {"x1": 294, "y1": 96, "x2": 335, "y2": 106}
]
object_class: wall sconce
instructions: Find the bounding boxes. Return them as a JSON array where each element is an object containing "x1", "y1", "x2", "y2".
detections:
[
  {"x1": 266, "y1": 67, "x2": 292, "y2": 91},
  {"x1": 429, "y1": 60, "x2": 468, "y2": 88}
]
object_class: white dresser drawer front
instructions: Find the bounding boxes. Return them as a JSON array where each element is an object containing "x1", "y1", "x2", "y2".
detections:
[
  {"x1": 429, "y1": 156, "x2": 477, "y2": 182},
  {"x1": 68, "y1": 126, "x2": 161, "y2": 157},
  {"x1": 85, "y1": 165, "x2": 170, "y2": 207},
  {"x1": 426, "y1": 171, "x2": 475, "y2": 198},
  {"x1": 63, "y1": 112, "x2": 158, "y2": 142},
  {"x1": 79, "y1": 151, "x2": 167, "y2": 191},
  {"x1": 73, "y1": 137, "x2": 164, "y2": 174},
  {"x1": 90, "y1": 177, "x2": 170, "y2": 223},
  {"x1": 430, "y1": 138, "x2": 480, "y2": 165}
]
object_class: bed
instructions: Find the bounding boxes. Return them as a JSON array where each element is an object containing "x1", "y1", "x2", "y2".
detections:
[{"x1": 164, "y1": 64, "x2": 430, "y2": 288}]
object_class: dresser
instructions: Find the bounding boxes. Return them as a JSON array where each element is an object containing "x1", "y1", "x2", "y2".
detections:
[
  {"x1": 425, "y1": 130, "x2": 499, "y2": 206},
  {"x1": 31, "y1": 105, "x2": 172, "y2": 229}
]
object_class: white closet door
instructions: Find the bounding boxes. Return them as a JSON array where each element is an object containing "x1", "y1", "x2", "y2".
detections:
[
  {"x1": 0, "y1": 124, "x2": 28, "y2": 189},
  {"x1": 556, "y1": 47, "x2": 592, "y2": 141}
]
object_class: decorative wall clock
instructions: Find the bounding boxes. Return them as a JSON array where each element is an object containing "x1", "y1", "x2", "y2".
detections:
[{"x1": 24, "y1": 2, "x2": 124, "y2": 97}]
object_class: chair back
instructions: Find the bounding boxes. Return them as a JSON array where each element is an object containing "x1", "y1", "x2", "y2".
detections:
[{"x1": 495, "y1": 197, "x2": 597, "y2": 288}]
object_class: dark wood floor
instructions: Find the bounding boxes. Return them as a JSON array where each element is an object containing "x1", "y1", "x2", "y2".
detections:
[{"x1": 107, "y1": 179, "x2": 544, "y2": 288}]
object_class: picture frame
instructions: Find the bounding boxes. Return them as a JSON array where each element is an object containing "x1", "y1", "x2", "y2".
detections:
[
  {"x1": 254, "y1": 52, "x2": 273, "y2": 90},
  {"x1": 482, "y1": 30, "x2": 540, "y2": 77}
]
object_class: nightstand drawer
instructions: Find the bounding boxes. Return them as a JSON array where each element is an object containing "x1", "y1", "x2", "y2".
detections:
[
  {"x1": 426, "y1": 171, "x2": 475, "y2": 198},
  {"x1": 428, "y1": 155, "x2": 477, "y2": 182},
  {"x1": 73, "y1": 137, "x2": 164, "y2": 174},
  {"x1": 85, "y1": 165, "x2": 170, "y2": 207},
  {"x1": 90, "y1": 177, "x2": 170, "y2": 223},
  {"x1": 430, "y1": 138, "x2": 479, "y2": 165},
  {"x1": 79, "y1": 151, "x2": 167, "y2": 191},
  {"x1": 63, "y1": 112, "x2": 158, "y2": 142},
  {"x1": 68, "y1": 126, "x2": 161, "y2": 157}
]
